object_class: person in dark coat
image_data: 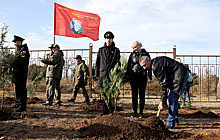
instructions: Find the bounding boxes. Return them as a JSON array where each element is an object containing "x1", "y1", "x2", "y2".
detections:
[
  {"x1": 139, "y1": 56, "x2": 189, "y2": 129},
  {"x1": 95, "y1": 31, "x2": 120, "y2": 116},
  {"x1": 11, "y1": 35, "x2": 30, "y2": 112},
  {"x1": 126, "y1": 41, "x2": 152, "y2": 118}
]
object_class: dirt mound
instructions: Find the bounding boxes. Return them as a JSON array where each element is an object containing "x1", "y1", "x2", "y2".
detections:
[
  {"x1": 188, "y1": 130, "x2": 220, "y2": 140},
  {"x1": 144, "y1": 116, "x2": 165, "y2": 130},
  {"x1": 78, "y1": 100, "x2": 123, "y2": 112},
  {"x1": 78, "y1": 114, "x2": 172, "y2": 140},
  {"x1": 27, "y1": 97, "x2": 44, "y2": 104},
  {"x1": 2, "y1": 97, "x2": 15, "y2": 105},
  {"x1": 78, "y1": 100, "x2": 103, "y2": 112},
  {"x1": 0, "y1": 109, "x2": 13, "y2": 121},
  {"x1": 0, "y1": 96, "x2": 44, "y2": 105},
  {"x1": 179, "y1": 108, "x2": 219, "y2": 118}
]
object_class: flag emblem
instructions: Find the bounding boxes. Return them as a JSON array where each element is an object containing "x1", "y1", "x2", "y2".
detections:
[{"x1": 70, "y1": 17, "x2": 83, "y2": 34}]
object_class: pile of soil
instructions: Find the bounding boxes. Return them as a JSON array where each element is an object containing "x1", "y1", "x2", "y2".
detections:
[
  {"x1": 78, "y1": 114, "x2": 173, "y2": 139},
  {"x1": 144, "y1": 116, "x2": 165, "y2": 130},
  {"x1": 1, "y1": 97, "x2": 15, "y2": 105},
  {"x1": 0, "y1": 96, "x2": 44, "y2": 105},
  {"x1": 0, "y1": 109, "x2": 13, "y2": 121},
  {"x1": 78, "y1": 100, "x2": 123, "y2": 112},
  {"x1": 179, "y1": 108, "x2": 219, "y2": 118},
  {"x1": 188, "y1": 130, "x2": 220, "y2": 140},
  {"x1": 78, "y1": 100, "x2": 103, "y2": 112},
  {"x1": 27, "y1": 97, "x2": 44, "y2": 104}
]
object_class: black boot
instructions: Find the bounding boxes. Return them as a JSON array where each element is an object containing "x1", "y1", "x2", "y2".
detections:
[
  {"x1": 67, "y1": 98, "x2": 75, "y2": 103},
  {"x1": 14, "y1": 105, "x2": 26, "y2": 112}
]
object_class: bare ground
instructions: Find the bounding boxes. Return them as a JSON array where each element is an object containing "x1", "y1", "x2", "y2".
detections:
[{"x1": 0, "y1": 91, "x2": 220, "y2": 140}]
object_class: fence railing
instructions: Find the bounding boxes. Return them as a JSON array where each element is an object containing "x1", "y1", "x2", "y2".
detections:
[
  {"x1": 6, "y1": 46, "x2": 220, "y2": 102},
  {"x1": 176, "y1": 55, "x2": 220, "y2": 101}
]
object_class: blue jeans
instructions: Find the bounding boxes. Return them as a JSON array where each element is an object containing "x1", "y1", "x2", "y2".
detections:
[
  {"x1": 167, "y1": 91, "x2": 180, "y2": 127},
  {"x1": 182, "y1": 84, "x2": 191, "y2": 103},
  {"x1": 167, "y1": 71, "x2": 189, "y2": 128}
]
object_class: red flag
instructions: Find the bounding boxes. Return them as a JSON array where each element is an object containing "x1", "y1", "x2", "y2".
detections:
[{"x1": 54, "y1": 3, "x2": 101, "y2": 41}]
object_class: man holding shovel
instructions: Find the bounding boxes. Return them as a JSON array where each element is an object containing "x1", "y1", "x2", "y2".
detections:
[{"x1": 139, "y1": 56, "x2": 189, "y2": 129}]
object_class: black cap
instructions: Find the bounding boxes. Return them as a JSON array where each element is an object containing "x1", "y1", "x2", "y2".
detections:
[
  {"x1": 12, "y1": 35, "x2": 25, "y2": 42},
  {"x1": 75, "y1": 55, "x2": 82, "y2": 59},
  {"x1": 104, "y1": 31, "x2": 114, "y2": 39}
]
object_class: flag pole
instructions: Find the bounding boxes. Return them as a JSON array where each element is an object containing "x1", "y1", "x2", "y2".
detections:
[{"x1": 54, "y1": 2, "x2": 56, "y2": 44}]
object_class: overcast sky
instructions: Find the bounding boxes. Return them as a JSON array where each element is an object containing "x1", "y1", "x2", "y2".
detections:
[{"x1": 1, "y1": 0, "x2": 220, "y2": 56}]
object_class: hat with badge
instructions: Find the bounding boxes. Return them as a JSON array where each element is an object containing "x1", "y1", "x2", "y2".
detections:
[
  {"x1": 75, "y1": 55, "x2": 82, "y2": 59},
  {"x1": 104, "y1": 31, "x2": 114, "y2": 39},
  {"x1": 12, "y1": 35, "x2": 25, "y2": 42}
]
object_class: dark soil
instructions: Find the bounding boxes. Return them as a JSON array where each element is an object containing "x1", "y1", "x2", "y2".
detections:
[
  {"x1": 27, "y1": 97, "x2": 44, "y2": 104},
  {"x1": 178, "y1": 108, "x2": 219, "y2": 118},
  {"x1": 78, "y1": 100, "x2": 103, "y2": 112},
  {"x1": 0, "y1": 96, "x2": 44, "y2": 105},
  {"x1": 78, "y1": 100, "x2": 124, "y2": 112},
  {"x1": 187, "y1": 130, "x2": 220, "y2": 140},
  {"x1": 2, "y1": 97, "x2": 15, "y2": 105},
  {"x1": 144, "y1": 116, "x2": 165, "y2": 130},
  {"x1": 0, "y1": 109, "x2": 13, "y2": 121},
  {"x1": 78, "y1": 114, "x2": 173, "y2": 140},
  {"x1": 0, "y1": 94, "x2": 219, "y2": 139}
]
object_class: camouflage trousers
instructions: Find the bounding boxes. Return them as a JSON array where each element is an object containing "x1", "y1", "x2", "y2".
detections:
[
  {"x1": 72, "y1": 83, "x2": 89, "y2": 101},
  {"x1": 46, "y1": 78, "x2": 61, "y2": 104}
]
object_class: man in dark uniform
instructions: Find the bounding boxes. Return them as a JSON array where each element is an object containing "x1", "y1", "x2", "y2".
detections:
[
  {"x1": 11, "y1": 35, "x2": 30, "y2": 112},
  {"x1": 95, "y1": 31, "x2": 120, "y2": 116}
]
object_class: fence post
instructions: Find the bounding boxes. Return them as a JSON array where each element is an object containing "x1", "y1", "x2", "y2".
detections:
[
  {"x1": 173, "y1": 45, "x2": 176, "y2": 59},
  {"x1": 89, "y1": 43, "x2": 93, "y2": 98}
]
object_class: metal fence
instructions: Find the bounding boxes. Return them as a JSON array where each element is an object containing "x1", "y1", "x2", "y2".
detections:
[
  {"x1": 176, "y1": 54, "x2": 220, "y2": 101},
  {"x1": 25, "y1": 46, "x2": 220, "y2": 102}
]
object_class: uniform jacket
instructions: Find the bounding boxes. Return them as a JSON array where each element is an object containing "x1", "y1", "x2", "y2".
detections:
[
  {"x1": 95, "y1": 42, "x2": 120, "y2": 86},
  {"x1": 151, "y1": 56, "x2": 188, "y2": 102},
  {"x1": 11, "y1": 44, "x2": 30, "y2": 83},
  {"x1": 41, "y1": 50, "x2": 65, "y2": 80},
  {"x1": 127, "y1": 48, "x2": 152, "y2": 81},
  {"x1": 73, "y1": 60, "x2": 89, "y2": 85}
]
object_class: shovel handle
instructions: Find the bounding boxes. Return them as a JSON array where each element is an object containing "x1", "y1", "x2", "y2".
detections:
[{"x1": 156, "y1": 109, "x2": 161, "y2": 116}]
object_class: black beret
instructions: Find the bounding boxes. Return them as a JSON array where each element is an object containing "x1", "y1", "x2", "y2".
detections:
[{"x1": 104, "y1": 31, "x2": 114, "y2": 39}]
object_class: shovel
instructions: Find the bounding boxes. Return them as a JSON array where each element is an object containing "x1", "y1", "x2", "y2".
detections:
[
  {"x1": 156, "y1": 109, "x2": 166, "y2": 125},
  {"x1": 156, "y1": 109, "x2": 161, "y2": 117}
]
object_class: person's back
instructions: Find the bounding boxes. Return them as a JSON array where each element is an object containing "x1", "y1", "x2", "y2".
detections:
[
  {"x1": 151, "y1": 56, "x2": 188, "y2": 95},
  {"x1": 139, "y1": 55, "x2": 189, "y2": 129}
]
